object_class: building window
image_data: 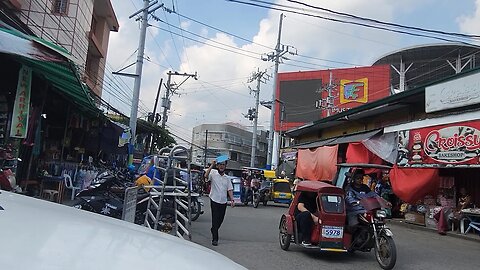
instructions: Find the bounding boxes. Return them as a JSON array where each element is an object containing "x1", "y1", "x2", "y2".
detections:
[{"x1": 52, "y1": 0, "x2": 69, "y2": 15}]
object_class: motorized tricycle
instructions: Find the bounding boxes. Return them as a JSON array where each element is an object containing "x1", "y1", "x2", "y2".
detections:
[
  {"x1": 254, "y1": 178, "x2": 292, "y2": 207},
  {"x1": 278, "y1": 179, "x2": 396, "y2": 270}
]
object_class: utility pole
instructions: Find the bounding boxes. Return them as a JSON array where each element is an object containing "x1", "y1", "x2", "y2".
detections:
[
  {"x1": 247, "y1": 69, "x2": 270, "y2": 167},
  {"x1": 204, "y1": 129, "x2": 208, "y2": 168},
  {"x1": 149, "y1": 78, "x2": 162, "y2": 154},
  {"x1": 315, "y1": 71, "x2": 339, "y2": 117},
  {"x1": 161, "y1": 71, "x2": 198, "y2": 128},
  {"x1": 262, "y1": 13, "x2": 297, "y2": 169},
  {"x1": 114, "y1": 0, "x2": 163, "y2": 164}
]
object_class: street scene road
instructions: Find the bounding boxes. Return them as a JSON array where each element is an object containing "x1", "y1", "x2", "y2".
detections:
[{"x1": 191, "y1": 199, "x2": 480, "y2": 270}]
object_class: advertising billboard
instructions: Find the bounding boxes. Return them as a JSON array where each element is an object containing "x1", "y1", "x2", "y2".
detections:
[
  {"x1": 397, "y1": 120, "x2": 480, "y2": 167},
  {"x1": 276, "y1": 65, "x2": 390, "y2": 131}
]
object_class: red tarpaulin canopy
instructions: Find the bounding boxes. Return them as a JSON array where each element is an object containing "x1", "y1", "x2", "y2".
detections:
[
  {"x1": 296, "y1": 146, "x2": 338, "y2": 181},
  {"x1": 346, "y1": 143, "x2": 383, "y2": 174},
  {"x1": 390, "y1": 165, "x2": 440, "y2": 203}
]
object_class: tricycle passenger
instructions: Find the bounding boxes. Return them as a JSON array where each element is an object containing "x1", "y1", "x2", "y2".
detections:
[{"x1": 296, "y1": 191, "x2": 320, "y2": 246}]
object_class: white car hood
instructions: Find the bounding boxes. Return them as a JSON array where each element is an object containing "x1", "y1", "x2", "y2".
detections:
[{"x1": 0, "y1": 191, "x2": 245, "y2": 270}]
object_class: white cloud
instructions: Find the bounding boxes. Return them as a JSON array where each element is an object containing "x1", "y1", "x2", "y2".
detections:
[{"x1": 458, "y1": 0, "x2": 480, "y2": 41}]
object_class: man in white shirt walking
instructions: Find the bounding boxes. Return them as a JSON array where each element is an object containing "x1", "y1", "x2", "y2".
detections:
[{"x1": 205, "y1": 157, "x2": 234, "y2": 246}]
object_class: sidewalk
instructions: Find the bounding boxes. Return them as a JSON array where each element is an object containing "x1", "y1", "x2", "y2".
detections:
[{"x1": 387, "y1": 218, "x2": 480, "y2": 243}]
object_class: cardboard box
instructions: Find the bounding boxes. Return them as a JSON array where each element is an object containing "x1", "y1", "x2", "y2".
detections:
[{"x1": 404, "y1": 212, "x2": 425, "y2": 226}]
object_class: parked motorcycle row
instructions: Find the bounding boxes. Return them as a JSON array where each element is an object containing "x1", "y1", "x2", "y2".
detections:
[{"x1": 71, "y1": 160, "x2": 204, "y2": 233}]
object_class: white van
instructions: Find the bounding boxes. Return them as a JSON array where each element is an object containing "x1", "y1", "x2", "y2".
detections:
[{"x1": 0, "y1": 191, "x2": 246, "y2": 270}]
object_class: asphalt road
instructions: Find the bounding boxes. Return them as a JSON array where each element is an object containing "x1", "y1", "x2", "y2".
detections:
[{"x1": 190, "y1": 198, "x2": 480, "y2": 270}]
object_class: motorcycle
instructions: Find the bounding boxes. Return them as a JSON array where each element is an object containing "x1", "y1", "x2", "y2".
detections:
[
  {"x1": 253, "y1": 180, "x2": 272, "y2": 208},
  {"x1": 72, "y1": 170, "x2": 147, "y2": 224},
  {"x1": 349, "y1": 197, "x2": 396, "y2": 269}
]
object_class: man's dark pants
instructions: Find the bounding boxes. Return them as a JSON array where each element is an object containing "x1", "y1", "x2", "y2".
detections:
[
  {"x1": 296, "y1": 211, "x2": 313, "y2": 242},
  {"x1": 210, "y1": 199, "x2": 227, "y2": 242}
]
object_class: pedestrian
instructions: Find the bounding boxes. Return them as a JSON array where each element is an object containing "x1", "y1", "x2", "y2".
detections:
[{"x1": 205, "y1": 156, "x2": 235, "y2": 246}]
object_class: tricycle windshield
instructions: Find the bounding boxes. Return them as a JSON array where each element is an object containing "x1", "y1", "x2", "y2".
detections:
[
  {"x1": 320, "y1": 195, "x2": 344, "y2": 213},
  {"x1": 274, "y1": 182, "x2": 291, "y2": 193},
  {"x1": 359, "y1": 196, "x2": 390, "y2": 211}
]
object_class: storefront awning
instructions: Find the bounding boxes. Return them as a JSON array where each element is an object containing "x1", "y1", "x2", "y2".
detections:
[
  {"x1": 1, "y1": 27, "x2": 100, "y2": 116},
  {"x1": 332, "y1": 129, "x2": 382, "y2": 144},
  {"x1": 295, "y1": 129, "x2": 382, "y2": 149},
  {"x1": 0, "y1": 27, "x2": 67, "y2": 62},
  {"x1": 17, "y1": 57, "x2": 101, "y2": 116}
]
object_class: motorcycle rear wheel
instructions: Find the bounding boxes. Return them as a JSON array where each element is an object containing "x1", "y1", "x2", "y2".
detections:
[
  {"x1": 279, "y1": 217, "x2": 291, "y2": 251},
  {"x1": 190, "y1": 198, "x2": 201, "y2": 221},
  {"x1": 375, "y1": 235, "x2": 397, "y2": 270}
]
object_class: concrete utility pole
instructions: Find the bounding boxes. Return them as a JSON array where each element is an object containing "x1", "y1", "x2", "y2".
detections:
[
  {"x1": 314, "y1": 71, "x2": 339, "y2": 116},
  {"x1": 161, "y1": 71, "x2": 198, "y2": 128},
  {"x1": 262, "y1": 13, "x2": 296, "y2": 169},
  {"x1": 115, "y1": 0, "x2": 162, "y2": 164},
  {"x1": 247, "y1": 69, "x2": 270, "y2": 167}
]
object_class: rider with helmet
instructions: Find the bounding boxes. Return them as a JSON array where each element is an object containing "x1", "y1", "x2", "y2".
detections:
[{"x1": 345, "y1": 169, "x2": 390, "y2": 228}]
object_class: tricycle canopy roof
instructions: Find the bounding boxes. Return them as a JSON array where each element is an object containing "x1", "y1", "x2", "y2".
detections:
[
  {"x1": 295, "y1": 180, "x2": 344, "y2": 194},
  {"x1": 336, "y1": 163, "x2": 392, "y2": 170}
]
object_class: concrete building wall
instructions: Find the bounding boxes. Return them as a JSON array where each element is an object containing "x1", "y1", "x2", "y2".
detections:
[
  {"x1": 15, "y1": 0, "x2": 118, "y2": 96},
  {"x1": 192, "y1": 123, "x2": 268, "y2": 169}
]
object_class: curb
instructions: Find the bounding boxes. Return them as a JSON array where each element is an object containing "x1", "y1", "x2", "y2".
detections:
[{"x1": 386, "y1": 219, "x2": 480, "y2": 243}]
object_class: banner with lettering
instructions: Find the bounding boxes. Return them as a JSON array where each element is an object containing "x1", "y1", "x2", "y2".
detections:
[
  {"x1": 397, "y1": 121, "x2": 480, "y2": 167},
  {"x1": 10, "y1": 65, "x2": 31, "y2": 138}
]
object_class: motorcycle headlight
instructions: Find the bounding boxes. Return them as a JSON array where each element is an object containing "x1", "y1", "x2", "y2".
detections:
[{"x1": 376, "y1": 209, "x2": 387, "y2": 218}]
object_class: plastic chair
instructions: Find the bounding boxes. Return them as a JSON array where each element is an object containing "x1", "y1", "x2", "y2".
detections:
[
  {"x1": 64, "y1": 174, "x2": 81, "y2": 201},
  {"x1": 41, "y1": 189, "x2": 59, "y2": 202}
]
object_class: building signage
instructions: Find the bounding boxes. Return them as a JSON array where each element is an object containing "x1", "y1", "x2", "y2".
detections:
[
  {"x1": 10, "y1": 65, "x2": 31, "y2": 138},
  {"x1": 425, "y1": 71, "x2": 480, "y2": 113},
  {"x1": 277, "y1": 65, "x2": 390, "y2": 131},
  {"x1": 397, "y1": 120, "x2": 480, "y2": 167},
  {"x1": 339, "y1": 78, "x2": 368, "y2": 104}
]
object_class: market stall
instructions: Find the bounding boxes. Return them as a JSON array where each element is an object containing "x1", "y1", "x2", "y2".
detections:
[{"x1": 393, "y1": 120, "x2": 480, "y2": 233}]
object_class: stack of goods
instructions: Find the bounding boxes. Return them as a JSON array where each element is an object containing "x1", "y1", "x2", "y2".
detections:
[{"x1": 424, "y1": 195, "x2": 441, "y2": 229}]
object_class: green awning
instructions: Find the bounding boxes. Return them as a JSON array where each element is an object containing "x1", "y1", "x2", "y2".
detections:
[
  {"x1": 0, "y1": 27, "x2": 101, "y2": 117},
  {"x1": 17, "y1": 57, "x2": 101, "y2": 117}
]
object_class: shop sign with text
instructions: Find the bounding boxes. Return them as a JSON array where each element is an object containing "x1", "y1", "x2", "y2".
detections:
[
  {"x1": 10, "y1": 65, "x2": 31, "y2": 138},
  {"x1": 397, "y1": 121, "x2": 480, "y2": 167}
]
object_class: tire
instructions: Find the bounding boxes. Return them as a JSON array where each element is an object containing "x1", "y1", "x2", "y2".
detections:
[
  {"x1": 263, "y1": 199, "x2": 268, "y2": 206},
  {"x1": 253, "y1": 194, "x2": 260, "y2": 208},
  {"x1": 375, "y1": 235, "x2": 397, "y2": 270},
  {"x1": 279, "y1": 217, "x2": 291, "y2": 251},
  {"x1": 190, "y1": 199, "x2": 201, "y2": 221}
]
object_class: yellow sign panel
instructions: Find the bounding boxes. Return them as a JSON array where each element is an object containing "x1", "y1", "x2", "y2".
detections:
[
  {"x1": 263, "y1": 170, "x2": 276, "y2": 178},
  {"x1": 339, "y1": 78, "x2": 368, "y2": 104}
]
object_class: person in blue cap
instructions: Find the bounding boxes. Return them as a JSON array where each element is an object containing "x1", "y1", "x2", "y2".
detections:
[{"x1": 204, "y1": 155, "x2": 234, "y2": 246}]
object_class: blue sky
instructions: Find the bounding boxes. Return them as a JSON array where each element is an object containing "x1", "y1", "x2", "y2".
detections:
[{"x1": 105, "y1": 0, "x2": 480, "y2": 144}]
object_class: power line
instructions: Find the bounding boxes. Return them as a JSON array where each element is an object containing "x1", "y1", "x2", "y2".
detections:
[
  {"x1": 168, "y1": 7, "x2": 274, "y2": 50},
  {"x1": 148, "y1": 24, "x2": 263, "y2": 59},
  {"x1": 227, "y1": 0, "x2": 480, "y2": 47},
  {"x1": 286, "y1": 0, "x2": 480, "y2": 40}
]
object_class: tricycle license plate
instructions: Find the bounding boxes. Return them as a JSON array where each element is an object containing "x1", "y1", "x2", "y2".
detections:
[{"x1": 322, "y1": 226, "x2": 343, "y2": 239}]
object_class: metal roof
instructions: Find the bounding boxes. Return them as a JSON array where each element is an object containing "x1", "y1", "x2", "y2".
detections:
[
  {"x1": 295, "y1": 129, "x2": 381, "y2": 149},
  {"x1": 372, "y1": 43, "x2": 480, "y2": 91},
  {"x1": 295, "y1": 180, "x2": 343, "y2": 193}
]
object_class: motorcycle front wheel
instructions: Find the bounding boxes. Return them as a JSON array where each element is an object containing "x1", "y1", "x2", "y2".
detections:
[
  {"x1": 375, "y1": 235, "x2": 397, "y2": 270},
  {"x1": 253, "y1": 194, "x2": 260, "y2": 208}
]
